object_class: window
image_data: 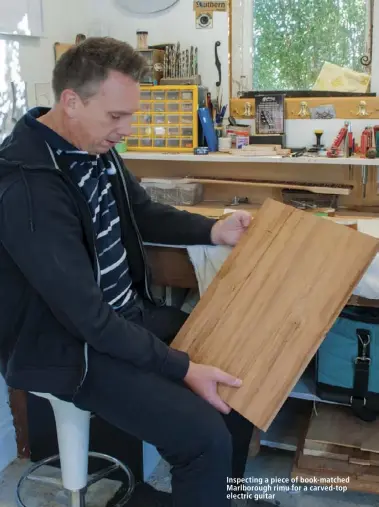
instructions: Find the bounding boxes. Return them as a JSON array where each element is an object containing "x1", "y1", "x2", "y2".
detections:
[{"x1": 232, "y1": 0, "x2": 373, "y2": 95}]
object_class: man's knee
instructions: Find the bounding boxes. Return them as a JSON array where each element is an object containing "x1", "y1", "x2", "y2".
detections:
[{"x1": 165, "y1": 402, "x2": 233, "y2": 464}]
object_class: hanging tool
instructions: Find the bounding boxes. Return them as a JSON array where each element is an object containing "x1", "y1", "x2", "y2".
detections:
[{"x1": 215, "y1": 41, "x2": 222, "y2": 87}]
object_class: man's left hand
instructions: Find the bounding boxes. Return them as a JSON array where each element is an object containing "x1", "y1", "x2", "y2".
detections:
[{"x1": 211, "y1": 211, "x2": 252, "y2": 246}]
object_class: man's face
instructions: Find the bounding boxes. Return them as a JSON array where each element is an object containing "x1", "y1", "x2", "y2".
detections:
[{"x1": 67, "y1": 70, "x2": 140, "y2": 154}]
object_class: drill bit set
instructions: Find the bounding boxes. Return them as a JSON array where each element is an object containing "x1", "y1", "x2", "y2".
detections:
[{"x1": 161, "y1": 43, "x2": 201, "y2": 85}]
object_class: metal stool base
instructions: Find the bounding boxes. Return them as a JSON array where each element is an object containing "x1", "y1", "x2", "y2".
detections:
[{"x1": 16, "y1": 451, "x2": 135, "y2": 507}]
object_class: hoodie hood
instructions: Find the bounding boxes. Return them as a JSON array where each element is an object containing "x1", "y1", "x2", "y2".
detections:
[
  {"x1": 0, "y1": 108, "x2": 64, "y2": 233},
  {"x1": 0, "y1": 107, "x2": 55, "y2": 168}
]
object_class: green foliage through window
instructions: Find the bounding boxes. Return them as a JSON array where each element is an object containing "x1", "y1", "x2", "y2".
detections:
[{"x1": 252, "y1": 0, "x2": 368, "y2": 90}]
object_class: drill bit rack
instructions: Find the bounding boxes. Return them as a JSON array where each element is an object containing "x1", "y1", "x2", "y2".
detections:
[{"x1": 160, "y1": 43, "x2": 201, "y2": 85}]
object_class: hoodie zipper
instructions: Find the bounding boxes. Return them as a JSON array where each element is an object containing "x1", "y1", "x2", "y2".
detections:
[
  {"x1": 110, "y1": 149, "x2": 155, "y2": 304},
  {"x1": 45, "y1": 143, "x2": 100, "y2": 388}
]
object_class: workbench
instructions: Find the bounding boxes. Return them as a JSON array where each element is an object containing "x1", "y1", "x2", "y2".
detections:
[{"x1": 121, "y1": 152, "x2": 379, "y2": 215}]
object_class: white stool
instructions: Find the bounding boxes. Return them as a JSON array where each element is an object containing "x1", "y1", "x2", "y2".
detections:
[{"x1": 16, "y1": 392, "x2": 134, "y2": 507}]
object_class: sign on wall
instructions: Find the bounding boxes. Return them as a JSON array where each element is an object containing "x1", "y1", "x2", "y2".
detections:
[{"x1": 193, "y1": 1, "x2": 228, "y2": 12}]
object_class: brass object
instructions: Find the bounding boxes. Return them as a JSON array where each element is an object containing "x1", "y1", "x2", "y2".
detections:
[
  {"x1": 296, "y1": 101, "x2": 311, "y2": 118},
  {"x1": 243, "y1": 102, "x2": 253, "y2": 117},
  {"x1": 352, "y1": 100, "x2": 373, "y2": 117}
]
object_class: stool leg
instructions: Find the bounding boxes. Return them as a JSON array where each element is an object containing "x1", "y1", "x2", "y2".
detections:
[
  {"x1": 49, "y1": 398, "x2": 90, "y2": 491},
  {"x1": 68, "y1": 490, "x2": 86, "y2": 507}
]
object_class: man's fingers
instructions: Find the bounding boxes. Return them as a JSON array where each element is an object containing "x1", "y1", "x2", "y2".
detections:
[
  {"x1": 241, "y1": 213, "x2": 252, "y2": 227},
  {"x1": 210, "y1": 396, "x2": 232, "y2": 414},
  {"x1": 214, "y1": 368, "x2": 243, "y2": 387}
]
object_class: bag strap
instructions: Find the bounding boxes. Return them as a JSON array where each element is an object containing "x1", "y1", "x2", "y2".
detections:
[{"x1": 351, "y1": 329, "x2": 376, "y2": 422}]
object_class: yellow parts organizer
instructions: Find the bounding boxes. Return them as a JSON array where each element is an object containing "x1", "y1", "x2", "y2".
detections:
[{"x1": 125, "y1": 85, "x2": 199, "y2": 152}]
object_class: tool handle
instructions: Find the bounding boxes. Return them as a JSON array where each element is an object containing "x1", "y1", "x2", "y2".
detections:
[{"x1": 215, "y1": 41, "x2": 222, "y2": 87}]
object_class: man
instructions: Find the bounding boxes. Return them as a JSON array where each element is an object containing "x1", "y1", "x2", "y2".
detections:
[{"x1": 0, "y1": 38, "x2": 270, "y2": 507}]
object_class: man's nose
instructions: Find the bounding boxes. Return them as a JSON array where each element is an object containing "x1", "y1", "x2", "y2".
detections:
[{"x1": 117, "y1": 118, "x2": 133, "y2": 137}]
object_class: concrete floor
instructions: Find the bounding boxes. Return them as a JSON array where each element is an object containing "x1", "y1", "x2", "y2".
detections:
[{"x1": 2, "y1": 448, "x2": 379, "y2": 506}]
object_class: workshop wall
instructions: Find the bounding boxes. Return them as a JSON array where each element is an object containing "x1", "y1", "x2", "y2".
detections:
[
  {"x1": 0, "y1": 0, "x2": 88, "y2": 115},
  {"x1": 83, "y1": 0, "x2": 229, "y2": 104}
]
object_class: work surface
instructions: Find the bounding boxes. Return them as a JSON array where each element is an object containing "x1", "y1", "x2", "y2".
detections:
[{"x1": 171, "y1": 199, "x2": 379, "y2": 431}]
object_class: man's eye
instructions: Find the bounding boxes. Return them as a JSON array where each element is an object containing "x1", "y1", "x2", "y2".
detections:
[{"x1": 111, "y1": 114, "x2": 120, "y2": 120}]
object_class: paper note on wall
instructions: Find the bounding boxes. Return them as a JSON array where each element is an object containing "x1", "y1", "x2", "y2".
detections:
[{"x1": 313, "y1": 61, "x2": 371, "y2": 93}]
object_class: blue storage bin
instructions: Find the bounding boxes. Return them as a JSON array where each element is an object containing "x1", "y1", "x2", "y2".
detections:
[{"x1": 316, "y1": 307, "x2": 379, "y2": 421}]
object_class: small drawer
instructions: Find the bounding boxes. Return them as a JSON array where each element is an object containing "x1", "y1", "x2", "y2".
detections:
[
  {"x1": 152, "y1": 114, "x2": 165, "y2": 124},
  {"x1": 181, "y1": 91, "x2": 193, "y2": 101},
  {"x1": 167, "y1": 115, "x2": 180, "y2": 124},
  {"x1": 168, "y1": 126, "x2": 180, "y2": 136},
  {"x1": 153, "y1": 126, "x2": 166, "y2": 137},
  {"x1": 153, "y1": 103, "x2": 166, "y2": 113},
  {"x1": 167, "y1": 139, "x2": 180, "y2": 148},
  {"x1": 131, "y1": 126, "x2": 138, "y2": 136},
  {"x1": 132, "y1": 114, "x2": 139, "y2": 124},
  {"x1": 140, "y1": 102, "x2": 152, "y2": 112},
  {"x1": 126, "y1": 138, "x2": 139, "y2": 147},
  {"x1": 181, "y1": 127, "x2": 193, "y2": 137},
  {"x1": 167, "y1": 102, "x2": 180, "y2": 112},
  {"x1": 140, "y1": 90, "x2": 151, "y2": 100},
  {"x1": 139, "y1": 126, "x2": 152, "y2": 137},
  {"x1": 181, "y1": 114, "x2": 193, "y2": 125},
  {"x1": 181, "y1": 138, "x2": 193, "y2": 148},
  {"x1": 141, "y1": 138, "x2": 153, "y2": 148},
  {"x1": 152, "y1": 91, "x2": 165, "y2": 101},
  {"x1": 167, "y1": 91, "x2": 180, "y2": 100},
  {"x1": 154, "y1": 139, "x2": 166, "y2": 148},
  {"x1": 181, "y1": 102, "x2": 193, "y2": 112},
  {"x1": 140, "y1": 114, "x2": 152, "y2": 125}
]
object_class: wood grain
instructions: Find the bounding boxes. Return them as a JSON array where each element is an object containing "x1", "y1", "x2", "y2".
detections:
[
  {"x1": 306, "y1": 404, "x2": 379, "y2": 453},
  {"x1": 171, "y1": 198, "x2": 379, "y2": 430},
  {"x1": 303, "y1": 440, "x2": 379, "y2": 466}
]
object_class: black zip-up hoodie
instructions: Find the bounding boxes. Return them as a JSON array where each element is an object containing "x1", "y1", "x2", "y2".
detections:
[{"x1": 0, "y1": 108, "x2": 216, "y2": 395}]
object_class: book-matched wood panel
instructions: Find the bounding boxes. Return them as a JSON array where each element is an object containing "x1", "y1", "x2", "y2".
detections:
[{"x1": 171, "y1": 199, "x2": 379, "y2": 431}]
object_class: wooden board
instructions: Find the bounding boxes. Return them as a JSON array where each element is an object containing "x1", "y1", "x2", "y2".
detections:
[
  {"x1": 306, "y1": 404, "x2": 379, "y2": 453},
  {"x1": 303, "y1": 440, "x2": 379, "y2": 466},
  {"x1": 171, "y1": 198, "x2": 379, "y2": 430}
]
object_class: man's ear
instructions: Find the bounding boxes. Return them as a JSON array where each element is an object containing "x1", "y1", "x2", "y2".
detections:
[{"x1": 60, "y1": 89, "x2": 81, "y2": 118}]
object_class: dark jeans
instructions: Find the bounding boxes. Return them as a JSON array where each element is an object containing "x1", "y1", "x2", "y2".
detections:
[{"x1": 72, "y1": 299, "x2": 254, "y2": 507}]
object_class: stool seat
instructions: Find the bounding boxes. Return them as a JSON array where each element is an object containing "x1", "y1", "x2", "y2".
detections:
[{"x1": 16, "y1": 392, "x2": 134, "y2": 507}]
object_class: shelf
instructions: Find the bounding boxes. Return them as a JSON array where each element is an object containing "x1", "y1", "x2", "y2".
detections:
[
  {"x1": 289, "y1": 369, "x2": 320, "y2": 402},
  {"x1": 175, "y1": 201, "x2": 379, "y2": 221},
  {"x1": 187, "y1": 177, "x2": 352, "y2": 195},
  {"x1": 121, "y1": 152, "x2": 379, "y2": 166},
  {"x1": 261, "y1": 398, "x2": 311, "y2": 452}
]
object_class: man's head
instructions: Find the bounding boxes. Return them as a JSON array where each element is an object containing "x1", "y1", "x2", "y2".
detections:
[{"x1": 52, "y1": 37, "x2": 147, "y2": 154}]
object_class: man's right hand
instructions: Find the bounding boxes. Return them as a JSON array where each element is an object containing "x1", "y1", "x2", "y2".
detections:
[{"x1": 183, "y1": 361, "x2": 243, "y2": 414}]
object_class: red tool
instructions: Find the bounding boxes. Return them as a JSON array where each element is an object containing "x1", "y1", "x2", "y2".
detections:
[{"x1": 327, "y1": 127, "x2": 348, "y2": 158}]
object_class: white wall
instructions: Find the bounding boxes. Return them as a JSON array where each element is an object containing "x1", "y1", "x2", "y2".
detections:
[{"x1": 83, "y1": 0, "x2": 229, "y2": 101}]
